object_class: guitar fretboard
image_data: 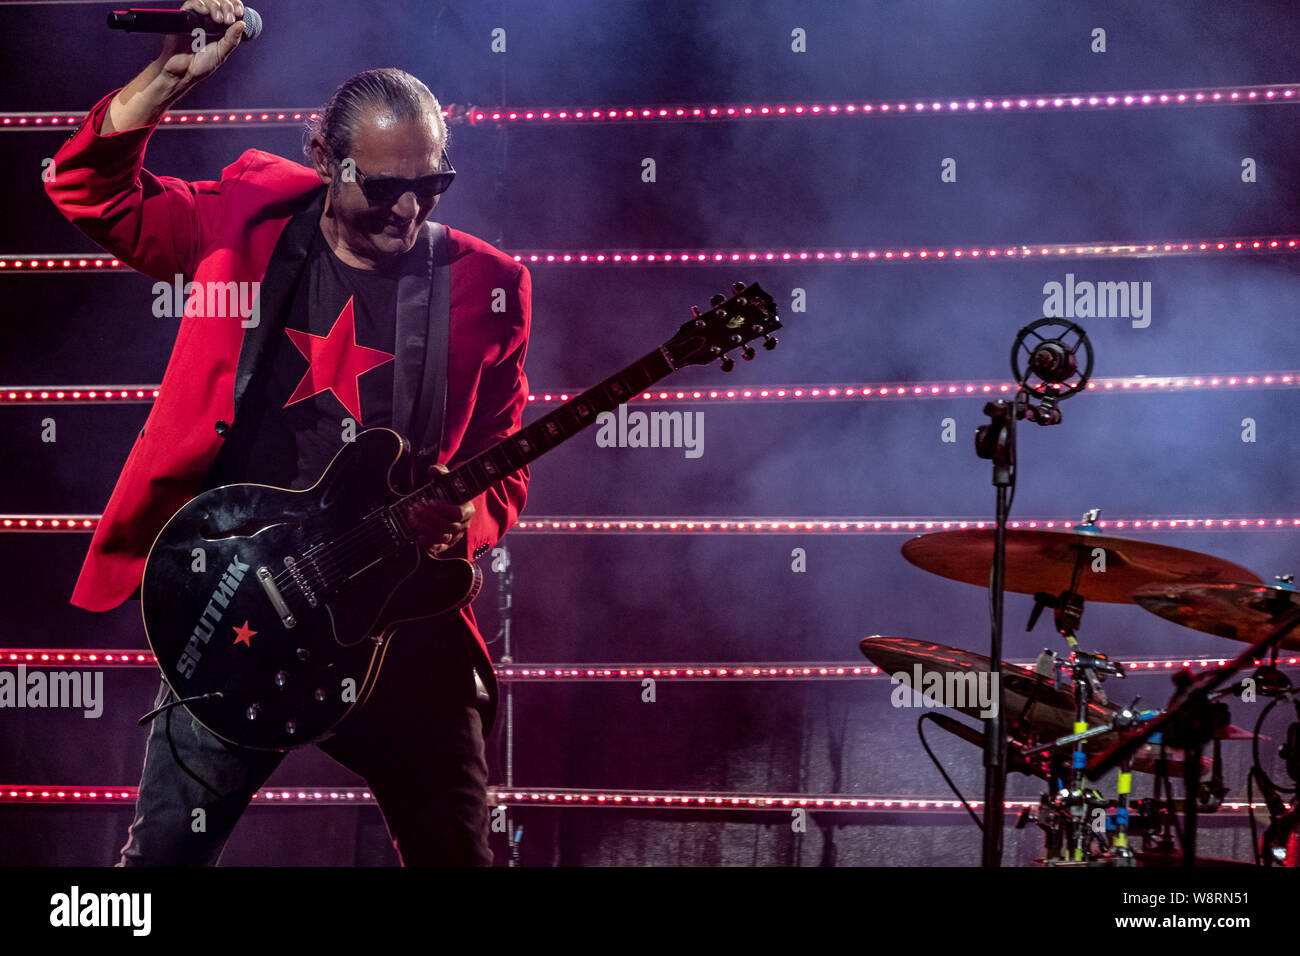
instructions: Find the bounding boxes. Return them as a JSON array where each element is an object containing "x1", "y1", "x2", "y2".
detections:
[{"x1": 393, "y1": 347, "x2": 675, "y2": 525}]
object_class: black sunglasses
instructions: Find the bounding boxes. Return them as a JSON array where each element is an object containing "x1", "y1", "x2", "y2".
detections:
[{"x1": 349, "y1": 149, "x2": 456, "y2": 204}]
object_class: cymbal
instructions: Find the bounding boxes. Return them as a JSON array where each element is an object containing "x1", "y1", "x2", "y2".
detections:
[
  {"x1": 859, "y1": 636, "x2": 1110, "y2": 736},
  {"x1": 1132, "y1": 582, "x2": 1300, "y2": 651},
  {"x1": 859, "y1": 637, "x2": 1249, "y2": 773},
  {"x1": 901, "y1": 529, "x2": 1261, "y2": 604}
]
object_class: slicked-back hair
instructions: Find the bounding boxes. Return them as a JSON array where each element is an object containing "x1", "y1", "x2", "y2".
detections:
[{"x1": 303, "y1": 68, "x2": 449, "y2": 169}]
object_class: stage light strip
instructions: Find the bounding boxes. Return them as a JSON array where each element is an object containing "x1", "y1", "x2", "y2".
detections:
[
  {"x1": 465, "y1": 84, "x2": 1300, "y2": 125},
  {"x1": 7, "y1": 514, "x2": 1300, "y2": 534},
  {"x1": 489, "y1": 790, "x2": 1283, "y2": 815},
  {"x1": 0, "y1": 516, "x2": 98, "y2": 531},
  {"x1": 4, "y1": 651, "x2": 1296, "y2": 674},
  {"x1": 509, "y1": 516, "x2": 1300, "y2": 534},
  {"x1": 0, "y1": 386, "x2": 159, "y2": 404},
  {"x1": 0, "y1": 105, "x2": 466, "y2": 131},
  {"x1": 0, "y1": 786, "x2": 376, "y2": 806},
  {"x1": 506, "y1": 237, "x2": 1300, "y2": 266},
  {"x1": 0, "y1": 112, "x2": 316, "y2": 130},
  {"x1": 4, "y1": 237, "x2": 1299, "y2": 273},
  {"x1": 5, "y1": 372, "x2": 1298, "y2": 407},
  {"x1": 524, "y1": 372, "x2": 1300, "y2": 406},
  {"x1": 2, "y1": 650, "x2": 154, "y2": 667},
  {"x1": 5, "y1": 84, "x2": 1295, "y2": 133},
  {"x1": 0, "y1": 785, "x2": 1285, "y2": 815},
  {"x1": 497, "y1": 657, "x2": 1300, "y2": 679}
]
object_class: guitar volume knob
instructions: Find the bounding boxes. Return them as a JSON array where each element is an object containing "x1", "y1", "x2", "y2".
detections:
[
  {"x1": 245, "y1": 703, "x2": 260, "y2": 720},
  {"x1": 274, "y1": 670, "x2": 288, "y2": 688}
]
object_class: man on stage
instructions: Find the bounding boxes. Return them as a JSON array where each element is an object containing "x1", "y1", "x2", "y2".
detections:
[{"x1": 45, "y1": 0, "x2": 530, "y2": 865}]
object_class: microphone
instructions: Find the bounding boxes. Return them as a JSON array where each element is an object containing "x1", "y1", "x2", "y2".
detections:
[
  {"x1": 1008, "y1": 318, "x2": 1094, "y2": 425},
  {"x1": 108, "y1": 6, "x2": 263, "y2": 41},
  {"x1": 1027, "y1": 339, "x2": 1076, "y2": 383}
]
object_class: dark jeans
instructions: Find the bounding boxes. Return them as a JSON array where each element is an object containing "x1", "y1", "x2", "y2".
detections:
[{"x1": 118, "y1": 622, "x2": 493, "y2": 866}]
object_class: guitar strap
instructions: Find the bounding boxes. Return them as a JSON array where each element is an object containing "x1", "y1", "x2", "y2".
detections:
[{"x1": 392, "y1": 220, "x2": 451, "y2": 488}]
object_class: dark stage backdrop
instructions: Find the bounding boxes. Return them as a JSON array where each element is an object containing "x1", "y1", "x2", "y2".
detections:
[{"x1": 2, "y1": 0, "x2": 1299, "y2": 866}]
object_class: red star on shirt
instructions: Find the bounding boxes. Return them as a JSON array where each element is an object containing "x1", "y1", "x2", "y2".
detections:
[
  {"x1": 232, "y1": 621, "x2": 257, "y2": 647},
  {"x1": 284, "y1": 296, "x2": 394, "y2": 422}
]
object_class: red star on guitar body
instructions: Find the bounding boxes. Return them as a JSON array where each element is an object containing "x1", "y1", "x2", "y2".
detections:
[
  {"x1": 232, "y1": 621, "x2": 257, "y2": 647},
  {"x1": 284, "y1": 296, "x2": 394, "y2": 422}
]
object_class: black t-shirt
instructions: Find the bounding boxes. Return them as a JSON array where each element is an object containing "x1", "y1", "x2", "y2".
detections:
[{"x1": 205, "y1": 225, "x2": 411, "y2": 491}]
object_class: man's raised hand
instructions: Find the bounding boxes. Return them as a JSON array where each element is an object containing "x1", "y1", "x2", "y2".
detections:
[{"x1": 155, "y1": 0, "x2": 248, "y2": 92}]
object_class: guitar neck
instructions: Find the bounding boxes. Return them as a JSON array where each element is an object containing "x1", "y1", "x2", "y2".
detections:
[{"x1": 397, "y1": 345, "x2": 676, "y2": 516}]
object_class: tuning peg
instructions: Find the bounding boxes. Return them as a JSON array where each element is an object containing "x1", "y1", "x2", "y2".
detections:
[
  {"x1": 741, "y1": 346, "x2": 755, "y2": 361},
  {"x1": 710, "y1": 293, "x2": 726, "y2": 307},
  {"x1": 732, "y1": 281, "x2": 746, "y2": 293},
  {"x1": 763, "y1": 335, "x2": 778, "y2": 350},
  {"x1": 720, "y1": 357, "x2": 735, "y2": 372},
  {"x1": 691, "y1": 306, "x2": 701, "y2": 317}
]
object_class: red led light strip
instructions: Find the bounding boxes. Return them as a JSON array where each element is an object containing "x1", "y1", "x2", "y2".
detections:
[
  {"x1": 0, "y1": 786, "x2": 373, "y2": 806},
  {"x1": 3, "y1": 237, "x2": 1298, "y2": 273},
  {"x1": 466, "y1": 83, "x2": 1300, "y2": 124},
  {"x1": 506, "y1": 237, "x2": 1300, "y2": 266},
  {"x1": 509, "y1": 516, "x2": 1300, "y2": 534},
  {"x1": 5, "y1": 85, "x2": 1293, "y2": 133},
  {"x1": 0, "y1": 110, "x2": 317, "y2": 130},
  {"x1": 4, "y1": 373, "x2": 1298, "y2": 406},
  {"x1": 1, "y1": 785, "x2": 1284, "y2": 814},
  {"x1": 0, "y1": 516, "x2": 98, "y2": 531},
  {"x1": 0, "y1": 386, "x2": 158, "y2": 404},
  {"x1": 3, "y1": 651, "x2": 1295, "y2": 675},
  {"x1": 489, "y1": 790, "x2": 1287, "y2": 815},
  {"x1": 495, "y1": 658, "x2": 1298, "y2": 680},
  {"x1": 7, "y1": 514, "x2": 1300, "y2": 534},
  {"x1": 0, "y1": 105, "x2": 468, "y2": 131},
  {"x1": 1, "y1": 650, "x2": 154, "y2": 667},
  {"x1": 525, "y1": 372, "x2": 1300, "y2": 406}
]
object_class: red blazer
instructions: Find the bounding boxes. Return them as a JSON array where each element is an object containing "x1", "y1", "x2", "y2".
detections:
[{"x1": 45, "y1": 89, "x2": 531, "y2": 672}]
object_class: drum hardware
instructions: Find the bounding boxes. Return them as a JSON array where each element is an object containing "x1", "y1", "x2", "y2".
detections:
[{"x1": 1088, "y1": 599, "x2": 1300, "y2": 866}]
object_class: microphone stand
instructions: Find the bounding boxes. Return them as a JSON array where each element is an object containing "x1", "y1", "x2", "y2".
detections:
[
  {"x1": 974, "y1": 392, "x2": 1022, "y2": 866},
  {"x1": 973, "y1": 319, "x2": 1091, "y2": 866}
]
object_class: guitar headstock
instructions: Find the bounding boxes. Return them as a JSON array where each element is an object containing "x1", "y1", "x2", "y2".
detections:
[{"x1": 664, "y1": 282, "x2": 782, "y2": 370}]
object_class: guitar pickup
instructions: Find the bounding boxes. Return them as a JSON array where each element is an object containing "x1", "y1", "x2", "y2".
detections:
[{"x1": 257, "y1": 566, "x2": 297, "y2": 628}]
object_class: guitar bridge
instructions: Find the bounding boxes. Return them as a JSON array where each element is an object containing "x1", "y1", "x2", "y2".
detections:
[
  {"x1": 282, "y1": 555, "x2": 319, "y2": 609},
  {"x1": 257, "y1": 566, "x2": 297, "y2": 628}
]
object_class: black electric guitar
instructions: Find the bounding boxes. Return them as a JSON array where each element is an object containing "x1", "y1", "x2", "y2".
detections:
[{"x1": 141, "y1": 282, "x2": 781, "y2": 749}]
